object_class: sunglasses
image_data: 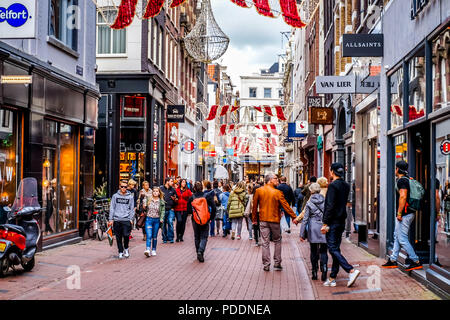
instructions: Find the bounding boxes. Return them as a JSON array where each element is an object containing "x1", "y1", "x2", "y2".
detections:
[{"x1": 120, "y1": 186, "x2": 127, "y2": 189}]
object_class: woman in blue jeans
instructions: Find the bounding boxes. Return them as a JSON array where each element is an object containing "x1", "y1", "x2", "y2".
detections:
[{"x1": 144, "y1": 187, "x2": 166, "y2": 257}]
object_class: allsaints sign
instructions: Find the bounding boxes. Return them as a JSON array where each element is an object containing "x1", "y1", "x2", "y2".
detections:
[
  {"x1": 342, "y1": 34, "x2": 384, "y2": 57},
  {"x1": 316, "y1": 75, "x2": 380, "y2": 94}
]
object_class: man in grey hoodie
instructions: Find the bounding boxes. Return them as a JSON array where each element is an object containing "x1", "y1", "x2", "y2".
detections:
[{"x1": 108, "y1": 180, "x2": 135, "y2": 259}]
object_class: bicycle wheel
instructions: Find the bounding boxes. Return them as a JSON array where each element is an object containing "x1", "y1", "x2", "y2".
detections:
[
  {"x1": 97, "y1": 215, "x2": 107, "y2": 241},
  {"x1": 87, "y1": 220, "x2": 95, "y2": 239}
]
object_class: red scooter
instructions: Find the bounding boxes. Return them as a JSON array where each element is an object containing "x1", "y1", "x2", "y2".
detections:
[{"x1": 0, "y1": 178, "x2": 41, "y2": 277}]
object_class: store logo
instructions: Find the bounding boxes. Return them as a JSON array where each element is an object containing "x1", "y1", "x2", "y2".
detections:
[
  {"x1": 0, "y1": 3, "x2": 29, "y2": 28},
  {"x1": 181, "y1": 138, "x2": 196, "y2": 154},
  {"x1": 441, "y1": 140, "x2": 450, "y2": 155}
]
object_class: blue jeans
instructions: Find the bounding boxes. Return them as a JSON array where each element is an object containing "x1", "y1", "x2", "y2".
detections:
[
  {"x1": 210, "y1": 219, "x2": 215, "y2": 236},
  {"x1": 145, "y1": 217, "x2": 160, "y2": 250},
  {"x1": 223, "y1": 213, "x2": 231, "y2": 232},
  {"x1": 391, "y1": 213, "x2": 419, "y2": 262},
  {"x1": 162, "y1": 209, "x2": 175, "y2": 241},
  {"x1": 326, "y1": 224, "x2": 354, "y2": 279}
]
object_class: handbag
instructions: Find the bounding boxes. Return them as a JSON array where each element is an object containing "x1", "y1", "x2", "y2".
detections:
[
  {"x1": 137, "y1": 213, "x2": 146, "y2": 229},
  {"x1": 215, "y1": 206, "x2": 224, "y2": 220}
]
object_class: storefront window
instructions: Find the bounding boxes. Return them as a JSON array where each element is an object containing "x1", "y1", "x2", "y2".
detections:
[
  {"x1": 432, "y1": 29, "x2": 450, "y2": 112},
  {"x1": 0, "y1": 109, "x2": 18, "y2": 224},
  {"x1": 435, "y1": 118, "x2": 450, "y2": 272},
  {"x1": 119, "y1": 96, "x2": 147, "y2": 186},
  {"x1": 390, "y1": 68, "x2": 403, "y2": 129},
  {"x1": 407, "y1": 49, "x2": 426, "y2": 122},
  {"x1": 42, "y1": 120, "x2": 78, "y2": 236},
  {"x1": 152, "y1": 104, "x2": 160, "y2": 187},
  {"x1": 394, "y1": 134, "x2": 407, "y2": 161}
]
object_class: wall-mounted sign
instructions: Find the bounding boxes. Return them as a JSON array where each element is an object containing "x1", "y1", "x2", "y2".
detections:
[
  {"x1": 181, "y1": 138, "x2": 196, "y2": 154},
  {"x1": 441, "y1": 139, "x2": 450, "y2": 155},
  {"x1": 307, "y1": 96, "x2": 323, "y2": 108},
  {"x1": 342, "y1": 34, "x2": 383, "y2": 57},
  {"x1": 309, "y1": 107, "x2": 333, "y2": 125},
  {"x1": 0, "y1": 1, "x2": 36, "y2": 39},
  {"x1": 199, "y1": 141, "x2": 210, "y2": 149},
  {"x1": 288, "y1": 122, "x2": 307, "y2": 138},
  {"x1": 316, "y1": 75, "x2": 380, "y2": 94},
  {"x1": 1, "y1": 75, "x2": 32, "y2": 84},
  {"x1": 167, "y1": 105, "x2": 185, "y2": 123}
]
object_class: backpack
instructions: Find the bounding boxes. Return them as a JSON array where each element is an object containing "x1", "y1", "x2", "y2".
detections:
[
  {"x1": 396, "y1": 177, "x2": 425, "y2": 211},
  {"x1": 191, "y1": 197, "x2": 210, "y2": 225}
]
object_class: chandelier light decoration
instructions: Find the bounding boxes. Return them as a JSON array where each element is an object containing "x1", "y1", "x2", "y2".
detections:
[{"x1": 184, "y1": 0, "x2": 230, "y2": 63}]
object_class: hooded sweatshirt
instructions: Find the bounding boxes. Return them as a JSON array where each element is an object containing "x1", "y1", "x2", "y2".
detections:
[
  {"x1": 109, "y1": 190, "x2": 135, "y2": 222},
  {"x1": 300, "y1": 193, "x2": 327, "y2": 244}
]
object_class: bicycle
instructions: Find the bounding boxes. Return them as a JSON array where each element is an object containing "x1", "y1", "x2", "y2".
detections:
[
  {"x1": 79, "y1": 198, "x2": 95, "y2": 240},
  {"x1": 93, "y1": 198, "x2": 110, "y2": 241}
]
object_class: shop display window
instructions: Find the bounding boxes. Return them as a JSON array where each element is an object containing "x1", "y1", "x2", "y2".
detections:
[
  {"x1": 389, "y1": 68, "x2": 404, "y2": 130},
  {"x1": 435, "y1": 118, "x2": 450, "y2": 272},
  {"x1": 42, "y1": 120, "x2": 77, "y2": 236},
  {"x1": 407, "y1": 49, "x2": 426, "y2": 122},
  {"x1": 432, "y1": 29, "x2": 450, "y2": 112}
]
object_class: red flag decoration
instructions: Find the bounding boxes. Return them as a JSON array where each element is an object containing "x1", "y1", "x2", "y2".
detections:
[
  {"x1": 275, "y1": 106, "x2": 287, "y2": 121},
  {"x1": 253, "y1": 0, "x2": 274, "y2": 17},
  {"x1": 271, "y1": 137, "x2": 278, "y2": 146},
  {"x1": 264, "y1": 106, "x2": 274, "y2": 116},
  {"x1": 262, "y1": 124, "x2": 269, "y2": 132},
  {"x1": 143, "y1": 0, "x2": 165, "y2": 19},
  {"x1": 170, "y1": 0, "x2": 187, "y2": 8},
  {"x1": 230, "y1": 0, "x2": 250, "y2": 7},
  {"x1": 228, "y1": 124, "x2": 235, "y2": 133},
  {"x1": 270, "y1": 124, "x2": 278, "y2": 135},
  {"x1": 254, "y1": 106, "x2": 263, "y2": 113},
  {"x1": 255, "y1": 125, "x2": 260, "y2": 129},
  {"x1": 279, "y1": 0, "x2": 306, "y2": 28},
  {"x1": 235, "y1": 137, "x2": 243, "y2": 151},
  {"x1": 219, "y1": 124, "x2": 227, "y2": 136},
  {"x1": 206, "y1": 105, "x2": 219, "y2": 121},
  {"x1": 110, "y1": 0, "x2": 138, "y2": 29},
  {"x1": 230, "y1": 106, "x2": 240, "y2": 113},
  {"x1": 220, "y1": 105, "x2": 230, "y2": 116},
  {"x1": 231, "y1": 136, "x2": 237, "y2": 147}
]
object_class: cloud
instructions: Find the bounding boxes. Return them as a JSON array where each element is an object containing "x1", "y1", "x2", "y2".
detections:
[{"x1": 210, "y1": 0, "x2": 289, "y2": 90}]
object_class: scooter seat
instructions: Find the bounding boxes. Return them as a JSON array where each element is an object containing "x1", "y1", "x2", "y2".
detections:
[{"x1": 1, "y1": 224, "x2": 26, "y2": 237}]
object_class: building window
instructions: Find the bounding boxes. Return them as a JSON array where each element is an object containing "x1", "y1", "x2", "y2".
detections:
[
  {"x1": 50, "y1": 0, "x2": 78, "y2": 50},
  {"x1": 432, "y1": 29, "x2": 450, "y2": 112},
  {"x1": 407, "y1": 50, "x2": 426, "y2": 122},
  {"x1": 389, "y1": 67, "x2": 404, "y2": 130},
  {"x1": 264, "y1": 113, "x2": 271, "y2": 122},
  {"x1": 249, "y1": 87, "x2": 257, "y2": 98},
  {"x1": 158, "y1": 28, "x2": 163, "y2": 69},
  {"x1": 264, "y1": 88, "x2": 272, "y2": 98},
  {"x1": 97, "y1": 10, "x2": 126, "y2": 54}
]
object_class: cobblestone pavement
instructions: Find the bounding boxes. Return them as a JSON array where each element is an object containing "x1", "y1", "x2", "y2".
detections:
[{"x1": 0, "y1": 219, "x2": 440, "y2": 300}]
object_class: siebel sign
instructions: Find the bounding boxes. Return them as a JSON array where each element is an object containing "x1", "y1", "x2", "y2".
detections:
[
  {"x1": 0, "y1": 1, "x2": 35, "y2": 39},
  {"x1": 342, "y1": 34, "x2": 383, "y2": 57}
]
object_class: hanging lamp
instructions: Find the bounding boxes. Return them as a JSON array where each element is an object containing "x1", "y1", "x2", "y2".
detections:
[{"x1": 184, "y1": 0, "x2": 230, "y2": 63}]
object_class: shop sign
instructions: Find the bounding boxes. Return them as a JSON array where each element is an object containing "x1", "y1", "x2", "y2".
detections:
[
  {"x1": 287, "y1": 121, "x2": 308, "y2": 138},
  {"x1": 1, "y1": 75, "x2": 32, "y2": 84},
  {"x1": 316, "y1": 76, "x2": 355, "y2": 94},
  {"x1": 356, "y1": 76, "x2": 380, "y2": 94},
  {"x1": 123, "y1": 96, "x2": 144, "y2": 118},
  {"x1": 0, "y1": 1, "x2": 36, "y2": 39},
  {"x1": 309, "y1": 107, "x2": 333, "y2": 125},
  {"x1": 181, "y1": 138, "x2": 196, "y2": 154},
  {"x1": 441, "y1": 140, "x2": 450, "y2": 155},
  {"x1": 167, "y1": 105, "x2": 185, "y2": 123},
  {"x1": 199, "y1": 141, "x2": 210, "y2": 149},
  {"x1": 307, "y1": 96, "x2": 323, "y2": 108},
  {"x1": 342, "y1": 34, "x2": 384, "y2": 57}
]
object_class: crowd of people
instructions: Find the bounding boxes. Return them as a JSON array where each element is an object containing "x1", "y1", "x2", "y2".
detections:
[{"x1": 107, "y1": 163, "x2": 367, "y2": 288}]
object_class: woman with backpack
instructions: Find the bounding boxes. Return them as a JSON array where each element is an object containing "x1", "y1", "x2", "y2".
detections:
[
  {"x1": 299, "y1": 182, "x2": 328, "y2": 281},
  {"x1": 227, "y1": 181, "x2": 248, "y2": 240},
  {"x1": 220, "y1": 184, "x2": 231, "y2": 237},
  {"x1": 174, "y1": 179, "x2": 193, "y2": 242},
  {"x1": 143, "y1": 187, "x2": 166, "y2": 257},
  {"x1": 137, "y1": 181, "x2": 152, "y2": 241},
  {"x1": 187, "y1": 181, "x2": 216, "y2": 263}
]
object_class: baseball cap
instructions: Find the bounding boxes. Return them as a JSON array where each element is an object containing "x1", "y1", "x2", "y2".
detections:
[
  {"x1": 396, "y1": 160, "x2": 408, "y2": 174},
  {"x1": 331, "y1": 162, "x2": 345, "y2": 177}
]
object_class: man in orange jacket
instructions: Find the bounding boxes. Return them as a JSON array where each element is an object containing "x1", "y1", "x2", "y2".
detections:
[{"x1": 252, "y1": 173, "x2": 298, "y2": 271}]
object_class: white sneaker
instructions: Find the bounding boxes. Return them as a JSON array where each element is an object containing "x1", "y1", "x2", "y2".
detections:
[
  {"x1": 323, "y1": 278, "x2": 337, "y2": 287},
  {"x1": 118, "y1": 253, "x2": 124, "y2": 259},
  {"x1": 347, "y1": 269, "x2": 360, "y2": 287},
  {"x1": 249, "y1": 236, "x2": 253, "y2": 240},
  {"x1": 124, "y1": 249, "x2": 130, "y2": 258},
  {"x1": 151, "y1": 250, "x2": 157, "y2": 256},
  {"x1": 144, "y1": 250, "x2": 150, "y2": 257}
]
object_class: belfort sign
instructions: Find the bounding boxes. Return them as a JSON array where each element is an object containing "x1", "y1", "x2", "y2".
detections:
[{"x1": 0, "y1": 0, "x2": 35, "y2": 38}]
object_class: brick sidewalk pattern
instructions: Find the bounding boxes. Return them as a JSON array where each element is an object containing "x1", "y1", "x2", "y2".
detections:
[{"x1": 0, "y1": 220, "x2": 440, "y2": 300}]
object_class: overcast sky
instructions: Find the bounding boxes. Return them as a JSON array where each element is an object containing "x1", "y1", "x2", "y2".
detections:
[{"x1": 210, "y1": 1, "x2": 290, "y2": 92}]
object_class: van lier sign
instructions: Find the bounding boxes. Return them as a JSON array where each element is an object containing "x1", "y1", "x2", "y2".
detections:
[
  {"x1": 0, "y1": 0, "x2": 36, "y2": 39},
  {"x1": 316, "y1": 75, "x2": 380, "y2": 94},
  {"x1": 342, "y1": 34, "x2": 383, "y2": 57}
]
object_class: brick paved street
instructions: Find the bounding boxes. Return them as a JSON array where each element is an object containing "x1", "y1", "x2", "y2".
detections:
[{"x1": 0, "y1": 220, "x2": 440, "y2": 300}]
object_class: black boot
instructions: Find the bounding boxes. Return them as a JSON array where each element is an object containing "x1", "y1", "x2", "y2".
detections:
[
  {"x1": 321, "y1": 263, "x2": 328, "y2": 282},
  {"x1": 312, "y1": 269, "x2": 318, "y2": 280}
]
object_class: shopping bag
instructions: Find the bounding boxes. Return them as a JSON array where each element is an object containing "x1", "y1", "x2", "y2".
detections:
[
  {"x1": 106, "y1": 226, "x2": 114, "y2": 246},
  {"x1": 280, "y1": 216, "x2": 289, "y2": 233}
]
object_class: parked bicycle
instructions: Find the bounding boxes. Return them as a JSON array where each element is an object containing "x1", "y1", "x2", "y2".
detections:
[{"x1": 79, "y1": 197, "x2": 110, "y2": 241}]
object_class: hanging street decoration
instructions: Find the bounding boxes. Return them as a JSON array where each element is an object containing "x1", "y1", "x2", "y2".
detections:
[
  {"x1": 205, "y1": 105, "x2": 288, "y2": 121},
  {"x1": 184, "y1": 0, "x2": 230, "y2": 63}
]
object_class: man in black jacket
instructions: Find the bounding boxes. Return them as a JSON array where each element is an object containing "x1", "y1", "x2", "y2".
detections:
[
  {"x1": 160, "y1": 178, "x2": 178, "y2": 243},
  {"x1": 187, "y1": 181, "x2": 216, "y2": 262},
  {"x1": 277, "y1": 176, "x2": 295, "y2": 233},
  {"x1": 321, "y1": 163, "x2": 360, "y2": 288}
]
